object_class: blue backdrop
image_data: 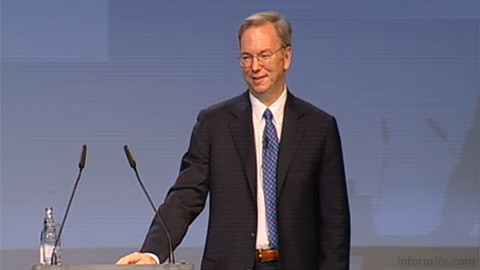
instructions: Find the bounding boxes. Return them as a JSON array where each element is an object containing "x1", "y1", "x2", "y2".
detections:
[{"x1": 1, "y1": 0, "x2": 478, "y2": 254}]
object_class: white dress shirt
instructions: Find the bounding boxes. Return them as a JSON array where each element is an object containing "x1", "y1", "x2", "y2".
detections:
[{"x1": 249, "y1": 87, "x2": 287, "y2": 249}]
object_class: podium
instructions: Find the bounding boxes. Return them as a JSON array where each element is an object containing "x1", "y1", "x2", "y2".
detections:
[{"x1": 31, "y1": 264, "x2": 194, "y2": 270}]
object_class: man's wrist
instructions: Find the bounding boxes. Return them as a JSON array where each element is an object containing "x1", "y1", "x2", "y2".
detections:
[{"x1": 143, "y1": 252, "x2": 160, "y2": 264}]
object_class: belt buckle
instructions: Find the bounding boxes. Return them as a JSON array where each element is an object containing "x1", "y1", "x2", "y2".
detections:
[{"x1": 256, "y1": 248, "x2": 278, "y2": 262}]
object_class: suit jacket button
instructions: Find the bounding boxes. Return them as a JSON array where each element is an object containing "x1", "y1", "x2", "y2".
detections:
[{"x1": 250, "y1": 232, "x2": 255, "y2": 239}]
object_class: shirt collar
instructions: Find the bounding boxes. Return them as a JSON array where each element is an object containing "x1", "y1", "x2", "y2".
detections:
[{"x1": 249, "y1": 86, "x2": 288, "y2": 124}]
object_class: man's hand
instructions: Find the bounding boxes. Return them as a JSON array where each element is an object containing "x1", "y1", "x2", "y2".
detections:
[{"x1": 116, "y1": 252, "x2": 158, "y2": 265}]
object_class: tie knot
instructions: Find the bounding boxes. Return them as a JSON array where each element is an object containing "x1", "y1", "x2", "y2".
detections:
[{"x1": 263, "y1": 109, "x2": 273, "y2": 121}]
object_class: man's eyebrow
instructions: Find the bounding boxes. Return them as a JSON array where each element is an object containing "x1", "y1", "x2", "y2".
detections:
[{"x1": 240, "y1": 49, "x2": 273, "y2": 55}]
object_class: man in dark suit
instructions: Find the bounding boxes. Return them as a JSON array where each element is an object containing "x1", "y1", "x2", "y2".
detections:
[{"x1": 117, "y1": 11, "x2": 350, "y2": 270}]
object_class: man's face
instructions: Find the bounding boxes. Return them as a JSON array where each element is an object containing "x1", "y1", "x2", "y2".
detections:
[{"x1": 240, "y1": 23, "x2": 292, "y2": 98}]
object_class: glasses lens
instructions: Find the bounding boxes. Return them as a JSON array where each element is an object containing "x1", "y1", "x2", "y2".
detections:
[
  {"x1": 259, "y1": 54, "x2": 272, "y2": 65},
  {"x1": 239, "y1": 55, "x2": 251, "y2": 67}
]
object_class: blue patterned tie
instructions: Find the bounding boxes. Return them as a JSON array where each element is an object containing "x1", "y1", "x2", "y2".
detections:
[{"x1": 262, "y1": 109, "x2": 279, "y2": 248}]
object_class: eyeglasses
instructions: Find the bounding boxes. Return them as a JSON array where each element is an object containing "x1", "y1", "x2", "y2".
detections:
[{"x1": 238, "y1": 47, "x2": 284, "y2": 68}]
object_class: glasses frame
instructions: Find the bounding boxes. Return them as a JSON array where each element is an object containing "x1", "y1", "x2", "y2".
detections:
[{"x1": 238, "y1": 47, "x2": 285, "y2": 68}]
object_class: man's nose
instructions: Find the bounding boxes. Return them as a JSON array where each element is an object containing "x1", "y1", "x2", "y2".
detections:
[{"x1": 251, "y1": 56, "x2": 261, "y2": 72}]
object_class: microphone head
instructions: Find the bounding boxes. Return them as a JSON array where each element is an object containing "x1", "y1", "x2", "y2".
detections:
[
  {"x1": 79, "y1": 145, "x2": 87, "y2": 169},
  {"x1": 124, "y1": 145, "x2": 137, "y2": 168}
]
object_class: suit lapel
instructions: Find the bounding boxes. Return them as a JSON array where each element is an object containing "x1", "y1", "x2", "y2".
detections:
[
  {"x1": 277, "y1": 93, "x2": 306, "y2": 198},
  {"x1": 229, "y1": 92, "x2": 257, "y2": 199}
]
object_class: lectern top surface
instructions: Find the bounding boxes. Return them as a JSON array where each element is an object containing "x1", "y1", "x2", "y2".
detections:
[{"x1": 31, "y1": 264, "x2": 193, "y2": 270}]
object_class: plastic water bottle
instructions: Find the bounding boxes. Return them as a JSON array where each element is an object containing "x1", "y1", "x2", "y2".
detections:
[{"x1": 40, "y1": 207, "x2": 60, "y2": 265}]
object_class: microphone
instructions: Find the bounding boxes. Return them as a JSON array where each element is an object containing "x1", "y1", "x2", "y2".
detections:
[
  {"x1": 79, "y1": 144, "x2": 87, "y2": 169},
  {"x1": 51, "y1": 145, "x2": 87, "y2": 264},
  {"x1": 123, "y1": 145, "x2": 175, "y2": 264}
]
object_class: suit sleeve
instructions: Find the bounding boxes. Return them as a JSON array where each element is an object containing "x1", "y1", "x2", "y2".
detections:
[
  {"x1": 140, "y1": 110, "x2": 210, "y2": 262},
  {"x1": 318, "y1": 117, "x2": 351, "y2": 270}
]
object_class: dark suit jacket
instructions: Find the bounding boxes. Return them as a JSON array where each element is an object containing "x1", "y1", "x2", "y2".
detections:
[{"x1": 141, "y1": 91, "x2": 350, "y2": 270}]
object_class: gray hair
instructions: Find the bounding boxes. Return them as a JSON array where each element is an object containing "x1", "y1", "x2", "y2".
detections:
[{"x1": 238, "y1": 11, "x2": 292, "y2": 47}]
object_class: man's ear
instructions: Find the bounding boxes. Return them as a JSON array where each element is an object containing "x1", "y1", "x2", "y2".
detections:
[{"x1": 283, "y1": 46, "x2": 292, "y2": 70}]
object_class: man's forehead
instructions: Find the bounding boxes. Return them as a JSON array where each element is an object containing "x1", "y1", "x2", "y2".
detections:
[{"x1": 240, "y1": 24, "x2": 281, "y2": 50}]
